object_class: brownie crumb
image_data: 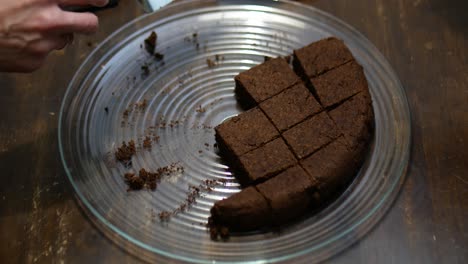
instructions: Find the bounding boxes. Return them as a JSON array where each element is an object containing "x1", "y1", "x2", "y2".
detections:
[
  {"x1": 124, "y1": 173, "x2": 144, "y2": 190},
  {"x1": 158, "y1": 211, "x2": 171, "y2": 222},
  {"x1": 122, "y1": 99, "x2": 148, "y2": 121},
  {"x1": 135, "y1": 99, "x2": 148, "y2": 111},
  {"x1": 143, "y1": 136, "x2": 152, "y2": 149},
  {"x1": 196, "y1": 105, "x2": 206, "y2": 113},
  {"x1": 123, "y1": 109, "x2": 131, "y2": 118},
  {"x1": 141, "y1": 64, "x2": 150, "y2": 75},
  {"x1": 210, "y1": 226, "x2": 219, "y2": 240},
  {"x1": 220, "y1": 227, "x2": 230, "y2": 240},
  {"x1": 104, "y1": 107, "x2": 109, "y2": 114},
  {"x1": 144, "y1": 31, "x2": 157, "y2": 55},
  {"x1": 154, "y1": 52, "x2": 164, "y2": 61},
  {"x1": 207, "y1": 223, "x2": 230, "y2": 241},
  {"x1": 156, "y1": 178, "x2": 226, "y2": 222},
  {"x1": 206, "y1": 58, "x2": 216, "y2": 68},
  {"x1": 115, "y1": 140, "x2": 136, "y2": 165},
  {"x1": 124, "y1": 163, "x2": 184, "y2": 192}
]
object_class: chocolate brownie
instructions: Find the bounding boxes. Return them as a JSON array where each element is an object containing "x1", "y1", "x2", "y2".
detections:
[
  {"x1": 256, "y1": 165, "x2": 319, "y2": 225},
  {"x1": 300, "y1": 136, "x2": 359, "y2": 201},
  {"x1": 293, "y1": 37, "x2": 354, "y2": 79},
  {"x1": 215, "y1": 107, "x2": 278, "y2": 161},
  {"x1": 210, "y1": 37, "x2": 374, "y2": 234},
  {"x1": 329, "y1": 90, "x2": 374, "y2": 156},
  {"x1": 260, "y1": 83, "x2": 322, "y2": 131},
  {"x1": 237, "y1": 138, "x2": 297, "y2": 185},
  {"x1": 235, "y1": 58, "x2": 299, "y2": 109},
  {"x1": 310, "y1": 61, "x2": 368, "y2": 108},
  {"x1": 210, "y1": 186, "x2": 271, "y2": 231},
  {"x1": 282, "y1": 112, "x2": 341, "y2": 159}
]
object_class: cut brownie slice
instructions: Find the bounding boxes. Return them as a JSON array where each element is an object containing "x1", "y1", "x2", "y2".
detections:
[
  {"x1": 235, "y1": 58, "x2": 299, "y2": 109},
  {"x1": 282, "y1": 112, "x2": 341, "y2": 159},
  {"x1": 215, "y1": 107, "x2": 278, "y2": 162},
  {"x1": 310, "y1": 61, "x2": 368, "y2": 108},
  {"x1": 329, "y1": 90, "x2": 374, "y2": 157},
  {"x1": 210, "y1": 186, "x2": 271, "y2": 231},
  {"x1": 237, "y1": 138, "x2": 297, "y2": 185},
  {"x1": 293, "y1": 37, "x2": 354, "y2": 79},
  {"x1": 260, "y1": 82, "x2": 322, "y2": 131},
  {"x1": 300, "y1": 136, "x2": 359, "y2": 202},
  {"x1": 257, "y1": 165, "x2": 319, "y2": 225}
]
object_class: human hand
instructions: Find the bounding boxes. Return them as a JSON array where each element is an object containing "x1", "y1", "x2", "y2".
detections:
[{"x1": 0, "y1": 0, "x2": 109, "y2": 72}]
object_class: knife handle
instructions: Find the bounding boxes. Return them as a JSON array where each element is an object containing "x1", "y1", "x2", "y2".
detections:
[{"x1": 62, "y1": 0, "x2": 119, "y2": 13}]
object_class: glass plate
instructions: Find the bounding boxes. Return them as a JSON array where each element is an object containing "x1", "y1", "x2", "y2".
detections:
[{"x1": 59, "y1": 0, "x2": 411, "y2": 263}]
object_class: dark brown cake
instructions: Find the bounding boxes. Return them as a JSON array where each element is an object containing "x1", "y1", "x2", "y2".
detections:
[
  {"x1": 300, "y1": 136, "x2": 359, "y2": 201},
  {"x1": 310, "y1": 61, "x2": 368, "y2": 108},
  {"x1": 260, "y1": 83, "x2": 322, "y2": 131},
  {"x1": 329, "y1": 90, "x2": 374, "y2": 155},
  {"x1": 210, "y1": 37, "x2": 374, "y2": 235},
  {"x1": 237, "y1": 138, "x2": 297, "y2": 185},
  {"x1": 210, "y1": 186, "x2": 271, "y2": 231},
  {"x1": 215, "y1": 107, "x2": 278, "y2": 159},
  {"x1": 256, "y1": 165, "x2": 319, "y2": 225},
  {"x1": 235, "y1": 58, "x2": 299, "y2": 109},
  {"x1": 282, "y1": 112, "x2": 341, "y2": 159},
  {"x1": 293, "y1": 37, "x2": 354, "y2": 79}
]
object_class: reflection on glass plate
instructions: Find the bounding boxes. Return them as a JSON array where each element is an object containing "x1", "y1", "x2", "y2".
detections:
[{"x1": 59, "y1": 0, "x2": 411, "y2": 263}]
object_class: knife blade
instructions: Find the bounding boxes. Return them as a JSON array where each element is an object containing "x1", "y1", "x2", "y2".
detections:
[
  {"x1": 61, "y1": 0, "x2": 119, "y2": 12},
  {"x1": 62, "y1": 0, "x2": 173, "y2": 13}
]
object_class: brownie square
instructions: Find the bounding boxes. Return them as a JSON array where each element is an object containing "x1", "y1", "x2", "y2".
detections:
[
  {"x1": 256, "y1": 165, "x2": 319, "y2": 225},
  {"x1": 300, "y1": 136, "x2": 359, "y2": 201},
  {"x1": 237, "y1": 138, "x2": 297, "y2": 185},
  {"x1": 210, "y1": 186, "x2": 271, "y2": 231},
  {"x1": 282, "y1": 112, "x2": 341, "y2": 159},
  {"x1": 215, "y1": 107, "x2": 278, "y2": 161},
  {"x1": 235, "y1": 58, "x2": 299, "y2": 109},
  {"x1": 329, "y1": 90, "x2": 374, "y2": 154},
  {"x1": 310, "y1": 61, "x2": 368, "y2": 108},
  {"x1": 293, "y1": 37, "x2": 354, "y2": 78},
  {"x1": 260, "y1": 82, "x2": 322, "y2": 131}
]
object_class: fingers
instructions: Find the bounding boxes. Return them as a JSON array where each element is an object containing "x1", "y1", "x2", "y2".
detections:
[
  {"x1": 11, "y1": 5, "x2": 99, "y2": 35},
  {"x1": 2, "y1": 34, "x2": 74, "y2": 73},
  {"x1": 26, "y1": 34, "x2": 73, "y2": 55},
  {"x1": 58, "y1": 0, "x2": 109, "y2": 7},
  {"x1": 53, "y1": 10, "x2": 99, "y2": 35}
]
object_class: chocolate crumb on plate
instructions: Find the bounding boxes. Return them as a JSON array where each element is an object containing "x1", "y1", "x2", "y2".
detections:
[
  {"x1": 206, "y1": 58, "x2": 216, "y2": 68},
  {"x1": 143, "y1": 136, "x2": 152, "y2": 149},
  {"x1": 144, "y1": 31, "x2": 157, "y2": 55},
  {"x1": 115, "y1": 140, "x2": 136, "y2": 166},
  {"x1": 124, "y1": 173, "x2": 144, "y2": 191},
  {"x1": 154, "y1": 52, "x2": 164, "y2": 60}
]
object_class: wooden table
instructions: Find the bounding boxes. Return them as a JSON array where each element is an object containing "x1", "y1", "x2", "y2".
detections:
[{"x1": 1, "y1": 0, "x2": 466, "y2": 263}]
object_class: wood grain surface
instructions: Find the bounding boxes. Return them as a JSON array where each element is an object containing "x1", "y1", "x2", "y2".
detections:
[{"x1": 0, "y1": 0, "x2": 466, "y2": 263}]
